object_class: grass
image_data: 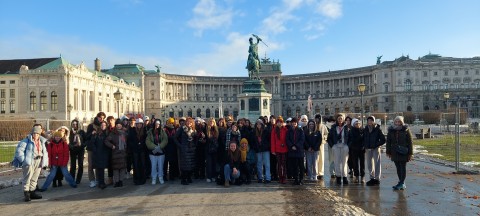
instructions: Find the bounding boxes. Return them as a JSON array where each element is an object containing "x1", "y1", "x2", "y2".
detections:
[
  {"x1": 414, "y1": 134, "x2": 480, "y2": 167},
  {"x1": 0, "y1": 145, "x2": 15, "y2": 163}
]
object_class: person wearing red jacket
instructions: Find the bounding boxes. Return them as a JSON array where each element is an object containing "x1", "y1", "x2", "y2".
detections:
[
  {"x1": 39, "y1": 131, "x2": 77, "y2": 191},
  {"x1": 271, "y1": 116, "x2": 289, "y2": 184}
]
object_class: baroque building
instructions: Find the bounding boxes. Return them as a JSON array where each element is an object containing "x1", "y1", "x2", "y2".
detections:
[{"x1": 0, "y1": 54, "x2": 479, "y2": 122}]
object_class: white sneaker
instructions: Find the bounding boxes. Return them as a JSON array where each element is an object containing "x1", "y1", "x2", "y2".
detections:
[
  {"x1": 159, "y1": 179, "x2": 164, "y2": 184},
  {"x1": 89, "y1": 180, "x2": 97, "y2": 188},
  {"x1": 206, "y1": 178, "x2": 211, "y2": 183},
  {"x1": 151, "y1": 179, "x2": 156, "y2": 185}
]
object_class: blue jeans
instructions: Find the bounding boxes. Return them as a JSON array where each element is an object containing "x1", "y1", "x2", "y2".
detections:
[
  {"x1": 42, "y1": 166, "x2": 76, "y2": 190},
  {"x1": 256, "y1": 151, "x2": 271, "y2": 181},
  {"x1": 224, "y1": 164, "x2": 240, "y2": 181}
]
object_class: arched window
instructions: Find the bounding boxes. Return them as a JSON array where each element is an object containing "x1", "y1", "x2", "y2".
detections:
[
  {"x1": 407, "y1": 106, "x2": 412, "y2": 111},
  {"x1": 30, "y1": 91, "x2": 36, "y2": 111},
  {"x1": 286, "y1": 106, "x2": 292, "y2": 117},
  {"x1": 206, "y1": 108, "x2": 211, "y2": 118},
  {"x1": 224, "y1": 108, "x2": 229, "y2": 117},
  {"x1": 169, "y1": 108, "x2": 174, "y2": 118},
  {"x1": 424, "y1": 106, "x2": 430, "y2": 111},
  {"x1": 233, "y1": 109, "x2": 238, "y2": 119},
  {"x1": 187, "y1": 109, "x2": 193, "y2": 117},
  {"x1": 0, "y1": 100, "x2": 5, "y2": 113},
  {"x1": 178, "y1": 108, "x2": 184, "y2": 117},
  {"x1": 196, "y1": 108, "x2": 202, "y2": 117},
  {"x1": 9, "y1": 100, "x2": 15, "y2": 113},
  {"x1": 40, "y1": 91, "x2": 47, "y2": 111},
  {"x1": 215, "y1": 108, "x2": 219, "y2": 118},
  {"x1": 51, "y1": 91, "x2": 58, "y2": 111}
]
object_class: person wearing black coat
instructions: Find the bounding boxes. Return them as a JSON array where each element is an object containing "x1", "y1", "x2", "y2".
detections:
[
  {"x1": 127, "y1": 118, "x2": 147, "y2": 185},
  {"x1": 349, "y1": 118, "x2": 365, "y2": 183},
  {"x1": 304, "y1": 120, "x2": 321, "y2": 181},
  {"x1": 386, "y1": 116, "x2": 413, "y2": 190},
  {"x1": 327, "y1": 113, "x2": 353, "y2": 185},
  {"x1": 69, "y1": 119, "x2": 87, "y2": 185},
  {"x1": 363, "y1": 116, "x2": 386, "y2": 186},
  {"x1": 174, "y1": 118, "x2": 198, "y2": 185},
  {"x1": 89, "y1": 121, "x2": 110, "y2": 189},
  {"x1": 164, "y1": 118, "x2": 179, "y2": 182},
  {"x1": 286, "y1": 118, "x2": 305, "y2": 185}
]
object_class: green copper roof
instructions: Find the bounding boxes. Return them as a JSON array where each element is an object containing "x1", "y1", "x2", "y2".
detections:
[
  {"x1": 36, "y1": 57, "x2": 70, "y2": 70},
  {"x1": 106, "y1": 64, "x2": 145, "y2": 73}
]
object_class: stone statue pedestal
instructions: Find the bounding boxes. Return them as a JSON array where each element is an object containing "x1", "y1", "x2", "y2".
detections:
[{"x1": 238, "y1": 79, "x2": 272, "y2": 120}]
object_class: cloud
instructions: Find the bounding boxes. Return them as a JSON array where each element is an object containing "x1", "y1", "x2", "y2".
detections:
[
  {"x1": 260, "y1": 0, "x2": 342, "y2": 39},
  {"x1": 187, "y1": 0, "x2": 234, "y2": 36},
  {"x1": 315, "y1": 0, "x2": 342, "y2": 19}
]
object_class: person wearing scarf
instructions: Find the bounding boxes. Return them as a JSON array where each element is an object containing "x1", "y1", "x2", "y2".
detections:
[
  {"x1": 327, "y1": 113, "x2": 352, "y2": 185},
  {"x1": 386, "y1": 116, "x2": 413, "y2": 190},
  {"x1": 174, "y1": 117, "x2": 197, "y2": 185},
  {"x1": 91, "y1": 121, "x2": 110, "y2": 189},
  {"x1": 104, "y1": 119, "x2": 128, "y2": 187},
  {"x1": 146, "y1": 119, "x2": 168, "y2": 185},
  {"x1": 163, "y1": 117, "x2": 179, "y2": 182},
  {"x1": 238, "y1": 138, "x2": 251, "y2": 185},
  {"x1": 286, "y1": 118, "x2": 306, "y2": 185}
]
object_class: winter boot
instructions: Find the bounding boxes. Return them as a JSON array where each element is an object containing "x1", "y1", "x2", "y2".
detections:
[
  {"x1": 24, "y1": 191, "x2": 31, "y2": 202},
  {"x1": 30, "y1": 190, "x2": 42, "y2": 200},
  {"x1": 343, "y1": 177, "x2": 349, "y2": 185},
  {"x1": 336, "y1": 177, "x2": 342, "y2": 185}
]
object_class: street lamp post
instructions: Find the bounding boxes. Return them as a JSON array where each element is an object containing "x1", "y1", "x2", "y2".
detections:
[
  {"x1": 67, "y1": 104, "x2": 73, "y2": 121},
  {"x1": 358, "y1": 83, "x2": 366, "y2": 126},
  {"x1": 444, "y1": 92, "x2": 450, "y2": 132},
  {"x1": 114, "y1": 89, "x2": 122, "y2": 119},
  {"x1": 384, "y1": 115, "x2": 387, "y2": 132},
  {"x1": 444, "y1": 92, "x2": 461, "y2": 173}
]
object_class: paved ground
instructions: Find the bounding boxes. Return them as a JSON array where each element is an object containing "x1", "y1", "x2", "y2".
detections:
[{"x1": 0, "y1": 151, "x2": 479, "y2": 216}]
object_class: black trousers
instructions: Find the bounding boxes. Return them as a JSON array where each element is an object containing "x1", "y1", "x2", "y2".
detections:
[
  {"x1": 96, "y1": 168, "x2": 105, "y2": 185},
  {"x1": 70, "y1": 150, "x2": 85, "y2": 183},
  {"x1": 270, "y1": 153, "x2": 278, "y2": 180},
  {"x1": 394, "y1": 161, "x2": 407, "y2": 184},
  {"x1": 194, "y1": 144, "x2": 206, "y2": 178},
  {"x1": 290, "y1": 157, "x2": 305, "y2": 182},
  {"x1": 132, "y1": 151, "x2": 146, "y2": 185},
  {"x1": 239, "y1": 162, "x2": 251, "y2": 182},
  {"x1": 164, "y1": 152, "x2": 179, "y2": 180},
  {"x1": 350, "y1": 149, "x2": 365, "y2": 177}
]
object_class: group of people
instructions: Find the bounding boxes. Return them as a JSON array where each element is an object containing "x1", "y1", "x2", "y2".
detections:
[{"x1": 14, "y1": 111, "x2": 413, "y2": 202}]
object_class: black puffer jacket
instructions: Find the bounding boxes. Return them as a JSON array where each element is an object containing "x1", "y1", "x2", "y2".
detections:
[
  {"x1": 386, "y1": 125, "x2": 413, "y2": 162},
  {"x1": 363, "y1": 124, "x2": 385, "y2": 149},
  {"x1": 175, "y1": 126, "x2": 197, "y2": 171},
  {"x1": 349, "y1": 127, "x2": 364, "y2": 151}
]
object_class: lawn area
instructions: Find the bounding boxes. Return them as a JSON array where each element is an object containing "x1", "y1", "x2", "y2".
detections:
[
  {"x1": 0, "y1": 146, "x2": 15, "y2": 163},
  {"x1": 414, "y1": 134, "x2": 480, "y2": 167}
]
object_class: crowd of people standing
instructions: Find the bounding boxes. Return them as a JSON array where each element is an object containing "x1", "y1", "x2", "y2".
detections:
[{"x1": 14, "y1": 111, "x2": 413, "y2": 202}]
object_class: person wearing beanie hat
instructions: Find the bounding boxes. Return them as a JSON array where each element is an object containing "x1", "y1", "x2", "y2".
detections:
[
  {"x1": 304, "y1": 119, "x2": 321, "y2": 181},
  {"x1": 167, "y1": 118, "x2": 175, "y2": 125},
  {"x1": 287, "y1": 116, "x2": 306, "y2": 185},
  {"x1": 164, "y1": 116, "x2": 179, "y2": 182},
  {"x1": 175, "y1": 117, "x2": 197, "y2": 185},
  {"x1": 386, "y1": 115, "x2": 412, "y2": 190},
  {"x1": 105, "y1": 117, "x2": 129, "y2": 187},
  {"x1": 363, "y1": 115, "x2": 386, "y2": 186},
  {"x1": 253, "y1": 117, "x2": 271, "y2": 183},
  {"x1": 39, "y1": 130, "x2": 77, "y2": 192},
  {"x1": 15, "y1": 125, "x2": 49, "y2": 201},
  {"x1": 299, "y1": 115, "x2": 308, "y2": 128},
  {"x1": 126, "y1": 117, "x2": 147, "y2": 185},
  {"x1": 85, "y1": 113, "x2": 104, "y2": 187},
  {"x1": 327, "y1": 113, "x2": 352, "y2": 185},
  {"x1": 349, "y1": 118, "x2": 365, "y2": 183},
  {"x1": 271, "y1": 115, "x2": 289, "y2": 184},
  {"x1": 238, "y1": 138, "x2": 252, "y2": 185}
]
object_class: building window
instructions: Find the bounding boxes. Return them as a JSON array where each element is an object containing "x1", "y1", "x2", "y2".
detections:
[
  {"x1": 455, "y1": 70, "x2": 458, "y2": 75},
  {"x1": 9, "y1": 100, "x2": 15, "y2": 113},
  {"x1": 89, "y1": 91, "x2": 94, "y2": 111},
  {"x1": 406, "y1": 71, "x2": 410, "y2": 76},
  {"x1": 405, "y1": 80, "x2": 412, "y2": 91},
  {"x1": 10, "y1": 80, "x2": 15, "y2": 84},
  {"x1": 0, "y1": 81, "x2": 5, "y2": 84},
  {"x1": 99, "y1": 100, "x2": 102, "y2": 112},
  {"x1": 385, "y1": 97, "x2": 389, "y2": 103},
  {"x1": 423, "y1": 71, "x2": 428, "y2": 77},
  {"x1": 0, "y1": 89, "x2": 5, "y2": 98},
  {"x1": 74, "y1": 89, "x2": 78, "y2": 110},
  {"x1": 384, "y1": 85, "x2": 389, "y2": 92},
  {"x1": 151, "y1": 81, "x2": 155, "y2": 86},
  {"x1": 465, "y1": 70, "x2": 469, "y2": 75},
  {"x1": 30, "y1": 91, "x2": 36, "y2": 111},
  {"x1": 196, "y1": 108, "x2": 201, "y2": 117},
  {"x1": 444, "y1": 70, "x2": 448, "y2": 76},
  {"x1": 51, "y1": 91, "x2": 58, "y2": 111},
  {"x1": 40, "y1": 91, "x2": 47, "y2": 111},
  {"x1": 384, "y1": 73, "x2": 388, "y2": 78},
  {"x1": 434, "y1": 71, "x2": 438, "y2": 76},
  {"x1": 476, "y1": 70, "x2": 479, "y2": 75},
  {"x1": 81, "y1": 90, "x2": 86, "y2": 111},
  {"x1": 0, "y1": 100, "x2": 5, "y2": 113},
  {"x1": 9, "y1": 89, "x2": 14, "y2": 98}
]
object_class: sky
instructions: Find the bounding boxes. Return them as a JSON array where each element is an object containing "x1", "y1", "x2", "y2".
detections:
[{"x1": 1, "y1": 0, "x2": 480, "y2": 76}]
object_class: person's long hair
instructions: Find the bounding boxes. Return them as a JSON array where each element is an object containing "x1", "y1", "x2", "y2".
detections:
[
  {"x1": 207, "y1": 117, "x2": 218, "y2": 139},
  {"x1": 255, "y1": 122, "x2": 264, "y2": 137}
]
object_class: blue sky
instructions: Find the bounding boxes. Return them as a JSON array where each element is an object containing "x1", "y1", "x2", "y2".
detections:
[{"x1": 1, "y1": 0, "x2": 479, "y2": 76}]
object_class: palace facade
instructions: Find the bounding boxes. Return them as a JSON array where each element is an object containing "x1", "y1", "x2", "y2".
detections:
[{"x1": 1, "y1": 54, "x2": 479, "y2": 123}]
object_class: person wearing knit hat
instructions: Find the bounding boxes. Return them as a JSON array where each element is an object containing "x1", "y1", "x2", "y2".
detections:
[
  {"x1": 39, "y1": 130, "x2": 77, "y2": 192},
  {"x1": 271, "y1": 115, "x2": 289, "y2": 184},
  {"x1": 327, "y1": 113, "x2": 352, "y2": 185},
  {"x1": 105, "y1": 117, "x2": 129, "y2": 187},
  {"x1": 15, "y1": 125, "x2": 49, "y2": 201},
  {"x1": 238, "y1": 138, "x2": 252, "y2": 185},
  {"x1": 349, "y1": 118, "x2": 365, "y2": 183},
  {"x1": 127, "y1": 117, "x2": 147, "y2": 185},
  {"x1": 299, "y1": 115, "x2": 308, "y2": 128},
  {"x1": 386, "y1": 115, "x2": 412, "y2": 190},
  {"x1": 167, "y1": 118, "x2": 175, "y2": 125},
  {"x1": 364, "y1": 115, "x2": 386, "y2": 186}
]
